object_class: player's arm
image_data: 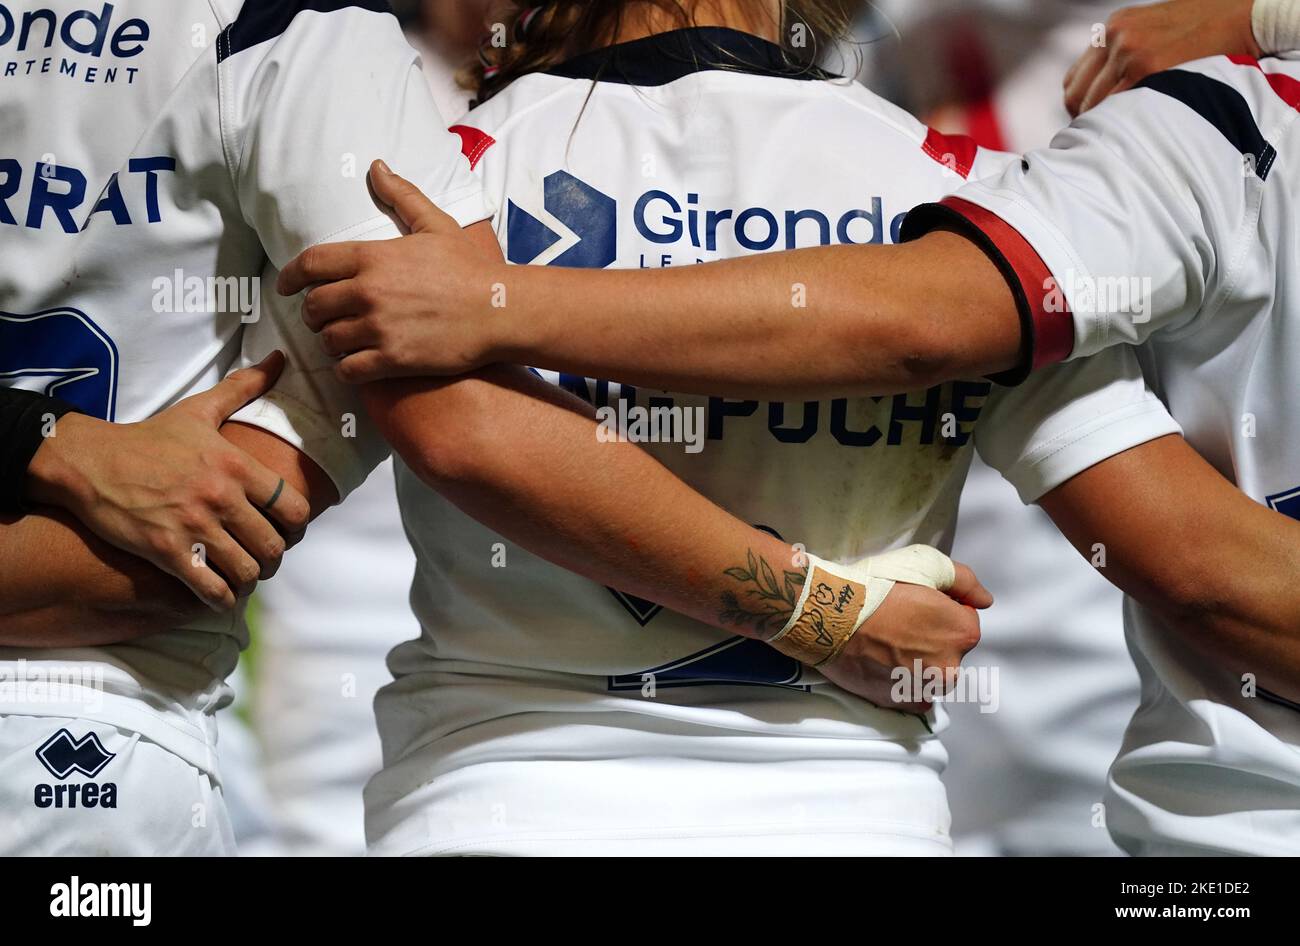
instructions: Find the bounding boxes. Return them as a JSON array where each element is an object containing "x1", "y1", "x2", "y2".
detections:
[
  {"x1": 0, "y1": 424, "x2": 330, "y2": 647},
  {"x1": 355, "y1": 218, "x2": 990, "y2": 709},
  {"x1": 288, "y1": 162, "x2": 1024, "y2": 401},
  {"x1": 296, "y1": 15, "x2": 1256, "y2": 406},
  {"x1": 222, "y1": 2, "x2": 990, "y2": 709},
  {"x1": 0, "y1": 358, "x2": 320, "y2": 645},
  {"x1": 1040, "y1": 435, "x2": 1300, "y2": 699},
  {"x1": 302, "y1": 206, "x2": 993, "y2": 709}
]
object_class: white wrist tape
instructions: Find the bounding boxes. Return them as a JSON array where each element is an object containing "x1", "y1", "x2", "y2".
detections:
[
  {"x1": 766, "y1": 545, "x2": 956, "y2": 667},
  {"x1": 1253, "y1": 0, "x2": 1300, "y2": 54}
]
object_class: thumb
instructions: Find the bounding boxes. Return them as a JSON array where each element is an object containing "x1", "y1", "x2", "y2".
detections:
[
  {"x1": 190, "y1": 350, "x2": 286, "y2": 422},
  {"x1": 369, "y1": 159, "x2": 457, "y2": 235},
  {"x1": 948, "y1": 561, "x2": 994, "y2": 610}
]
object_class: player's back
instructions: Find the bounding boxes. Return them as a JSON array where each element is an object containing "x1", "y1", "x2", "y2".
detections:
[
  {"x1": 916, "y1": 51, "x2": 1300, "y2": 853},
  {"x1": 369, "y1": 26, "x2": 1174, "y2": 855},
  {"x1": 0, "y1": 0, "x2": 253, "y2": 778},
  {"x1": 0, "y1": 1, "x2": 467, "y2": 843},
  {"x1": 1116, "y1": 54, "x2": 1300, "y2": 854}
]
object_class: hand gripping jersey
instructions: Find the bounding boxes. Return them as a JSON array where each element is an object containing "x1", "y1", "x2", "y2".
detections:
[
  {"x1": 365, "y1": 27, "x2": 1181, "y2": 856},
  {"x1": 0, "y1": 0, "x2": 484, "y2": 782},
  {"x1": 906, "y1": 54, "x2": 1300, "y2": 855}
]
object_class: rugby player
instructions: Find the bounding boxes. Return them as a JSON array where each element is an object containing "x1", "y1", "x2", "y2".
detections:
[{"x1": 304, "y1": 0, "x2": 1300, "y2": 854}]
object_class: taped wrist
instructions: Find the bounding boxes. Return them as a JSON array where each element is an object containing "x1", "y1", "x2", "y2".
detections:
[
  {"x1": 766, "y1": 545, "x2": 957, "y2": 667},
  {"x1": 0, "y1": 389, "x2": 80, "y2": 515},
  {"x1": 1253, "y1": 0, "x2": 1300, "y2": 53}
]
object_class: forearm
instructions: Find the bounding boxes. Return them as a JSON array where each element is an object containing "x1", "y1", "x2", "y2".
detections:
[
  {"x1": 1041, "y1": 437, "x2": 1300, "y2": 697},
  {"x1": 491, "y1": 233, "x2": 1020, "y2": 399},
  {"x1": 363, "y1": 368, "x2": 804, "y2": 638},
  {"x1": 0, "y1": 508, "x2": 201, "y2": 647},
  {"x1": 0, "y1": 421, "x2": 331, "y2": 649}
]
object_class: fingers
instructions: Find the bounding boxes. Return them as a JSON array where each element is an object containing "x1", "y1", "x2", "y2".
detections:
[
  {"x1": 145, "y1": 543, "x2": 236, "y2": 614},
  {"x1": 301, "y1": 280, "x2": 367, "y2": 333},
  {"x1": 1064, "y1": 44, "x2": 1106, "y2": 117},
  {"x1": 228, "y1": 452, "x2": 311, "y2": 538},
  {"x1": 334, "y1": 349, "x2": 401, "y2": 385},
  {"x1": 222, "y1": 500, "x2": 289, "y2": 581},
  {"x1": 1078, "y1": 53, "x2": 1124, "y2": 115},
  {"x1": 948, "y1": 561, "x2": 994, "y2": 610},
  {"x1": 319, "y1": 317, "x2": 379, "y2": 358},
  {"x1": 941, "y1": 595, "x2": 983, "y2": 659},
  {"x1": 200, "y1": 532, "x2": 262, "y2": 600},
  {"x1": 189, "y1": 350, "x2": 286, "y2": 423},
  {"x1": 178, "y1": 563, "x2": 238, "y2": 613},
  {"x1": 277, "y1": 242, "x2": 365, "y2": 297},
  {"x1": 369, "y1": 159, "x2": 458, "y2": 235}
]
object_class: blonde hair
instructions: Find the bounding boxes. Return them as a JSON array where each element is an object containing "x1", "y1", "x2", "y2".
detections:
[{"x1": 465, "y1": 0, "x2": 865, "y2": 105}]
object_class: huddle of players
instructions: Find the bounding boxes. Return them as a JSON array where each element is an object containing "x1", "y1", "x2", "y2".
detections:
[{"x1": 2, "y1": 0, "x2": 1298, "y2": 855}]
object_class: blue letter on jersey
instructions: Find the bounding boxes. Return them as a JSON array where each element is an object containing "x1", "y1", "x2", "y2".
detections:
[{"x1": 0, "y1": 308, "x2": 119, "y2": 419}]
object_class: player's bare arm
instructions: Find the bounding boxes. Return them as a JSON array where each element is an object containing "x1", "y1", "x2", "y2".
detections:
[
  {"x1": 284, "y1": 163, "x2": 1024, "y2": 401},
  {"x1": 1040, "y1": 435, "x2": 1300, "y2": 700},
  {"x1": 0, "y1": 507, "x2": 204, "y2": 647},
  {"x1": 292, "y1": 0, "x2": 1300, "y2": 401},
  {"x1": 19, "y1": 353, "x2": 312, "y2": 611},
  {"x1": 364, "y1": 357, "x2": 990, "y2": 710},
  {"x1": 292, "y1": 209, "x2": 991, "y2": 710},
  {"x1": 0, "y1": 360, "x2": 335, "y2": 647}
]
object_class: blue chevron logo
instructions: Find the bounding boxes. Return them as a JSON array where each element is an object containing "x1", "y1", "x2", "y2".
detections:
[{"x1": 506, "y1": 171, "x2": 617, "y2": 268}]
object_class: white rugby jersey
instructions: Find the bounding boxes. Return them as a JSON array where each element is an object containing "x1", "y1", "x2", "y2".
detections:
[
  {"x1": 366, "y1": 27, "x2": 1180, "y2": 856},
  {"x1": 0, "y1": 0, "x2": 485, "y2": 773},
  {"x1": 906, "y1": 54, "x2": 1300, "y2": 854}
]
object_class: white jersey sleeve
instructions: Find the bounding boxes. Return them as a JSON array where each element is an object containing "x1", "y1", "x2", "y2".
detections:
[
  {"x1": 902, "y1": 55, "x2": 1298, "y2": 369},
  {"x1": 975, "y1": 345, "x2": 1183, "y2": 504},
  {"x1": 220, "y1": 1, "x2": 490, "y2": 498}
]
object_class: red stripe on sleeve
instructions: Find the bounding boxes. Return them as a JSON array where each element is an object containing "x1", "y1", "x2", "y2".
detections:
[
  {"x1": 922, "y1": 128, "x2": 978, "y2": 179},
  {"x1": 1228, "y1": 55, "x2": 1300, "y2": 111},
  {"x1": 449, "y1": 125, "x2": 496, "y2": 171},
  {"x1": 940, "y1": 197, "x2": 1074, "y2": 368}
]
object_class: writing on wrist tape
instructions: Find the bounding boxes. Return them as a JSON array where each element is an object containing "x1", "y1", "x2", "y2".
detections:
[
  {"x1": 1254, "y1": 0, "x2": 1300, "y2": 54},
  {"x1": 766, "y1": 546, "x2": 956, "y2": 667}
]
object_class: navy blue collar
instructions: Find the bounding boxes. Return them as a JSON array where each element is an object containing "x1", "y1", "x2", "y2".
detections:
[{"x1": 546, "y1": 26, "x2": 838, "y2": 85}]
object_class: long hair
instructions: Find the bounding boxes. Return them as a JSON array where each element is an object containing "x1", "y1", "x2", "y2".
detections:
[{"x1": 465, "y1": 1, "x2": 865, "y2": 105}]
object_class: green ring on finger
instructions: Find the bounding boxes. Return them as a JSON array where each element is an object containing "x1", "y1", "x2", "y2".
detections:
[{"x1": 264, "y1": 477, "x2": 286, "y2": 511}]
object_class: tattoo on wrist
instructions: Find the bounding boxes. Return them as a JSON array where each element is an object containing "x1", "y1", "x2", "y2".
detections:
[{"x1": 719, "y1": 549, "x2": 808, "y2": 638}]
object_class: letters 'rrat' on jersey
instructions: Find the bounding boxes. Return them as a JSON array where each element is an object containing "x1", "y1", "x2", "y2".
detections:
[
  {"x1": 365, "y1": 27, "x2": 1181, "y2": 856},
  {"x1": 0, "y1": 1, "x2": 485, "y2": 771},
  {"x1": 907, "y1": 53, "x2": 1300, "y2": 855}
]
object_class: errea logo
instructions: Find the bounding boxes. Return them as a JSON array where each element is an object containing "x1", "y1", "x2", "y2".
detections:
[
  {"x1": 50, "y1": 877, "x2": 151, "y2": 927},
  {"x1": 33, "y1": 728, "x2": 119, "y2": 809}
]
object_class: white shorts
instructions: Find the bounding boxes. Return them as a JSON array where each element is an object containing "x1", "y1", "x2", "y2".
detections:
[
  {"x1": 0, "y1": 715, "x2": 235, "y2": 856},
  {"x1": 368, "y1": 755, "x2": 953, "y2": 857}
]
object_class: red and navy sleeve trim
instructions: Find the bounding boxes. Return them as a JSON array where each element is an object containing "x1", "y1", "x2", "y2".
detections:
[{"x1": 901, "y1": 196, "x2": 1073, "y2": 386}]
